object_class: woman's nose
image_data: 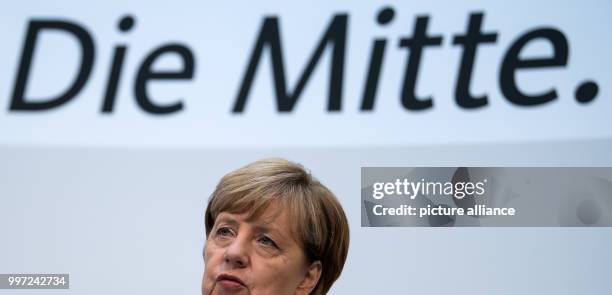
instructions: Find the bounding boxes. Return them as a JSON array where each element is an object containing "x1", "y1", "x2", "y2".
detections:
[{"x1": 224, "y1": 235, "x2": 250, "y2": 268}]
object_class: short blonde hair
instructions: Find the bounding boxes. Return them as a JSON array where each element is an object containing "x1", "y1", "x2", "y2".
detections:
[{"x1": 204, "y1": 158, "x2": 350, "y2": 295}]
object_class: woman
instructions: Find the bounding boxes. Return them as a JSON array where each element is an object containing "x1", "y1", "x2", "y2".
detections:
[{"x1": 202, "y1": 158, "x2": 350, "y2": 295}]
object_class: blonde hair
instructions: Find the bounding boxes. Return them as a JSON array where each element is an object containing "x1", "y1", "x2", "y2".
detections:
[{"x1": 204, "y1": 158, "x2": 350, "y2": 295}]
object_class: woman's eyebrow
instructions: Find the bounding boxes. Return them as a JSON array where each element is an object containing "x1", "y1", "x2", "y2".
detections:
[{"x1": 215, "y1": 216, "x2": 239, "y2": 226}]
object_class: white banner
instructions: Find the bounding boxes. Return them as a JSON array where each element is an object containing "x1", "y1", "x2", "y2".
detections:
[{"x1": 0, "y1": 0, "x2": 609, "y2": 147}]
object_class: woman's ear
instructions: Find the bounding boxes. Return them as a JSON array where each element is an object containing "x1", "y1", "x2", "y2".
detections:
[{"x1": 297, "y1": 260, "x2": 322, "y2": 295}]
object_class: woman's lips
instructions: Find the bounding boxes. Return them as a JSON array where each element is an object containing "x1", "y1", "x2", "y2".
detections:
[{"x1": 216, "y1": 274, "x2": 246, "y2": 290}]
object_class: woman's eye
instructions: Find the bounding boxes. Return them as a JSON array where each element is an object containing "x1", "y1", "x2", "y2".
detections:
[
  {"x1": 258, "y1": 236, "x2": 278, "y2": 248},
  {"x1": 216, "y1": 227, "x2": 234, "y2": 237}
]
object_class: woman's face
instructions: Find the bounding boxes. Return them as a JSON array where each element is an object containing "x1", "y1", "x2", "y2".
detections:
[{"x1": 202, "y1": 204, "x2": 321, "y2": 295}]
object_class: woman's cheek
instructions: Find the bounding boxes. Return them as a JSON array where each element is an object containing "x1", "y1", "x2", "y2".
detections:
[
  {"x1": 253, "y1": 255, "x2": 299, "y2": 292},
  {"x1": 203, "y1": 244, "x2": 223, "y2": 288}
]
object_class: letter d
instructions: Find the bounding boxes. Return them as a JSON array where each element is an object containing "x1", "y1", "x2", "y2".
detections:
[{"x1": 10, "y1": 20, "x2": 94, "y2": 111}]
